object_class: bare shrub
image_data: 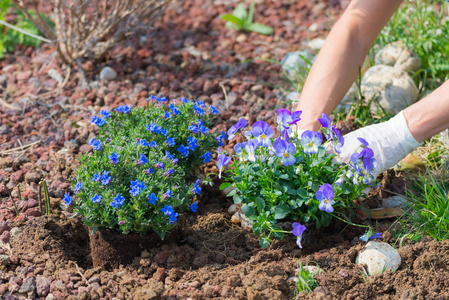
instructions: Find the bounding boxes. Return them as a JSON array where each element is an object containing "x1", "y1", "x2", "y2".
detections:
[{"x1": 11, "y1": 0, "x2": 172, "y2": 66}]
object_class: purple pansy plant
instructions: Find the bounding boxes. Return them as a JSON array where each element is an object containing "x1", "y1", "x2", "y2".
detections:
[{"x1": 316, "y1": 183, "x2": 334, "y2": 213}]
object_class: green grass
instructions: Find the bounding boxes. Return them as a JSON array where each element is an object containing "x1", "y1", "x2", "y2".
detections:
[
  {"x1": 294, "y1": 262, "x2": 320, "y2": 296},
  {"x1": 402, "y1": 169, "x2": 449, "y2": 241},
  {"x1": 375, "y1": 0, "x2": 449, "y2": 89}
]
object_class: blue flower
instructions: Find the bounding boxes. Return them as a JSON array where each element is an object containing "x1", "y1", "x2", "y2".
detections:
[
  {"x1": 109, "y1": 152, "x2": 120, "y2": 164},
  {"x1": 110, "y1": 194, "x2": 125, "y2": 208},
  {"x1": 292, "y1": 222, "x2": 306, "y2": 249},
  {"x1": 129, "y1": 180, "x2": 146, "y2": 197},
  {"x1": 91, "y1": 116, "x2": 106, "y2": 127},
  {"x1": 316, "y1": 183, "x2": 334, "y2": 213},
  {"x1": 114, "y1": 104, "x2": 132, "y2": 114},
  {"x1": 164, "y1": 111, "x2": 171, "y2": 119},
  {"x1": 217, "y1": 154, "x2": 231, "y2": 179},
  {"x1": 193, "y1": 104, "x2": 205, "y2": 115},
  {"x1": 101, "y1": 171, "x2": 111, "y2": 185},
  {"x1": 177, "y1": 145, "x2": 189, "y2": 157},
  {"x1": 209, "y1": 106, "x2": 219, "y2": 115},
  {"x1": 155, "y1": 162, "x2": 165, "y2": 169},
  {"x1": 244, "y1": 139, "x2": 260, "y2": 163},
  {"x1": 149, "y1": 141, "x2": 157, "y2": 148},
  {"x1": 161, "y1": 204, "x2": 174, "y2": 215},
  {"x1": 91, "y1": 194, "x2": 102, "y2": 204},
  {"x1": 101, "y1": 110, "x2": 111, "y2": 118},
  {"x1": 164, "y1": 151, "x2": 175, "y2": 160},
  {"x1": 188, "y1": 124, "x2": 200, "y2": 134},
  {"x1": 192, "y1": 180, "x2": 201, "y2": 195},
  {"x1": 166, "y1": 169, "x2": 175, "y2": 176},
  {"x1": 146, "y1": 123, "x2": 161, "y2": 134},
  {"x1": 216, "y1": 131, "x2": 227, "y2": 147},
  {"x1": 169, "y1": 104, "x2": 180, "y2": 115},
  {"x1": 93, "y1": 172, "x2": 102, "y2": 182},
  {"x1": 165, "y1": 137, "x2": 176, "y2": 146},
  {"x1": 148, "y1": 193, "x2": 158, "y2": 205},
  {"x1": 359, "y1": 231, "x2": 383, "y2": 242},
  {"x1": 169, "y1": 212, "x2": 179, "y2": 224},
  {"x1": 357, "y1": 137, "x2": 369, "y2": 147},
  {"x1": 145, "y1": 167, "x2": 154, "y2": 174},
  {"x1": 199, "y1": 126, "x2": 209, "y2": 134},
  {"x1": 300, "y1": 131, "x2": 323, "y2": 154},
  {"x1": 180, "y1": 97, "x2": 189, "y2": 103},
  {"x1": 190, "y1": 202, "x2": 198, "y2": 213},
  {"x1": 137, "y1": 139, "x2": 150, "y2": 147},
  {"x1": 196, "y1": 100, "x2": 206, "y2": 107},
  {"x1": 202, "y1": 152, "x2": 212, "y2": 163},
  {"x1": 63, "y1": 193, "x2": 72, "y2": 205},
  {"x1": 74, "y1": 181, "x2": 83, "y2": 193},
  {"x1": 160, "y1": 128, "x2": 168, "y2": 136},
  {"x1": 137, "y1": 153, "x2": 148, "y2": 165},
  {"x1": 187, "y1": 136, "x2": 198, "y2": 151},
  {"x1": 89, "y1": 138, "x2": 102, "y2": 151}
]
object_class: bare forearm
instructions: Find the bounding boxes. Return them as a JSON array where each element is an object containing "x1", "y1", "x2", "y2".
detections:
[{"x1": 295, "y1": 0, "x2": 404, "y2": 130}]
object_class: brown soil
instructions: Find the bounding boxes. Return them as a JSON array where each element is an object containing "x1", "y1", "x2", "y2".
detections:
[{"x1": 0, "y1": 0, "x2": 447, "y2": 299}]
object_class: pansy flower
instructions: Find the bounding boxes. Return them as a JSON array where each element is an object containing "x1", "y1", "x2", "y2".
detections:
[
  {"x1": 316, "y1": 183, "x2": 334, "y2": 213},
  {"x1": 292, "y1": 222, "x2": 306, "y2": 249},
  {"x1": 300, "y1": 130, "x2": 323, "y2": 154},
  {"x1": 273, "y1": 138, "x2": 296, "y2": 166}
]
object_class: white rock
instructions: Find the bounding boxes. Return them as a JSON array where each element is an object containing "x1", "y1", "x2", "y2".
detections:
[
  {"x1": 281, "y1": 50, "x2": 315, "y2": 80},
  {"x1": 360, "y1": 65, "x2": 419, "y2": 115},
  {"x1": 382, "y1": 195, "x2": 408, "y2": 208},
  {"x1": 308, "y1": 23, "x2": 319, "y2": 32},
  {"x1": 99, "y1": 66, "x2": 117, "y2": 81},
  {"x1": 307, "y1": 38, "x2": 325, "y2": 50},
  {"x1": 356, "y1": 241, "x2": 401, "y2": 276},
  {"x1": 47, "y1": 69, "x2": 63, "y2": 84},
  {"x1": 10, "y1": 227, "x2": 22, "y2": 242},
  {"x1": 303, "y1": 265, "x2": 323, "y2": 276},
  {"x1": 374, "y1": 41, "x2": 421, "y2": 73},
  {"x1": 230, "y1": 212, "x2": 252, "y2": 229}
]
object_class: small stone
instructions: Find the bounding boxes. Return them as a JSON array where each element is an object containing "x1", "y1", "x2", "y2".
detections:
[
  {"x1": 356, "y1": 241, "x2": 401, "y2": 276},
  {"x1": 79, "y1": 144, "x2": 93, "y2": 154},
  {"x1": 236, "y1": 34, "x2": 247, "y2": 43},
  {"x1": 0, "y1": 254, "x2": 10, "y2": 266},
  {"x1": 0, "y1": 157, "x2": 13, "y2": 169},
  {"x1": 228, "y1": 204, "x2": 238, "y2": 214},
  {"x1": 302, "y1": 265, "x2": 323, "y2": 276},
  {"x1": 10, "y1": 227, "x2": 22, "y2": 242},
  {"x1": 88, "y1": 276, "x2": 100, "y2": 284},
  {"x1": 36, "y1": 275, "x2": 51, "y2": 297},
  {"x1": 25, "y1": 172, "x2": 41, "y2": 184},
  {"x1": 222, "y1": 186, "x2": 236, "y2": 196},
  {"x1": 19, "y1": 277, "x2": 36, "y2": 293},
  {"x1": 100, "y1": 67, "x2": 117, "y2": 81}
]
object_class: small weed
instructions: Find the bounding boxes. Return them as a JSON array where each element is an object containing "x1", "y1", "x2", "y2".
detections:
[
  {"x1": 220, "y1": 1, "x2": 273, "y2": 35},
  {"x1": 294, "y1": 262, "x2": 320, "y2": 296}
]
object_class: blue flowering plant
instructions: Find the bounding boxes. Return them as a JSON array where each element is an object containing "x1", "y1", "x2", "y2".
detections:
[
  {"x1": 218, "y1": 109, "x2": 377, "y2": 248},
  {"x1": 63, "y1": 96, "x2": 219, "y2": 239}
]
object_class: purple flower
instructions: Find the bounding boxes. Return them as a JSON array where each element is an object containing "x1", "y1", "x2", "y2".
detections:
[
  {"x1": 109, "y1": 152, "x2": 120, "y2": 164},
  {"x1": 227, "y1": 119, "x2": 248, "y2": 140},
  {"x1": 332, "y1": 127, "x2": 344, "y2": 153},
  {"x1": 164, "y1": 151, "x2": 175, "y2": 160},
  {"x1": 63, "y1": 193, "x2": 72, "y2": 205},
  {"x1": 234, "y1": 142, "x2": 248, "y2": 161},
  {"x1": 357, "y1": 137, "x2": 369, "y2": 147},
  {"x1": 292, "y1": 222, "x2": 306, "y2": 249},
  {"x1": 166, "y1": 169, "x2": 175, "y2": 176},
  {"x1": 177, "y1": 145, "x2": 189, "y2": 157},
  {"x1": 110, "y1": 194, "x2": 125, "y2": 208},
  {"x1": 244, "y1": 139, "x2": 259, "y2": 162},
  {"x1": 217, "y1": 154, "x2": 231, "y2": 179},
  {"x1": 155, "y1": 162, "x2": 165, "y2": 169},
  {"x1": 100, "y1": 171, "x2": 111, "y2": 185},
  {"x1": 89, "y1": 138, "x2": 102, "y2": 151},
  {"x1": 164, "y1": 189, "x2": 173, "y2": 199},
  {"x1": 277, "y1": 109, "x2": 302, "y2": 130},
  {"x1": 190, "y1": 202, "x2": 198, "y2": 212},
  {"x1": 172, "y1": 158, "x2": 179, "y2": 165},
  {"x1": 202, "y1": 152, "x2": 212, "y2": 163},
  {"x1": 148, "y1": 193, "x2": 157, "y2": 205},
  {"x1": 251, "y1": 121, "x2": 274, "y2": 147},
  {"x1": 137, "y1": 153, "x2": 148, "y2": 165},
  {"x1": 74, "y1": 181, "x2": 83, "y2": 193},
  {"x1": 91, "y1": 194, "x2": 102, "y2": 204},
  {"x1": 273, "y1": 139, "x2": 296, "y2": 166},
  {"x1": 316, "y1": 183, "x2": 334, "y2": 213},
  {"x1": 359, "y1": 232, "x2": 382, "y2": 242},
  {"x1": 318, "y1": 112, "x2": 331, "y2": 128},
  {"x1": 300, "y1": 130, "x2": 323, "y2": 154}
]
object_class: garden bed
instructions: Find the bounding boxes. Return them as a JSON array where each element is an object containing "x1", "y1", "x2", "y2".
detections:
[{"x1": 0, "y1": 0, "x2": 448, "y2": 299}]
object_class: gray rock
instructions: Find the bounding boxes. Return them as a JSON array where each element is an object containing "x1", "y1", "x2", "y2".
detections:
[
  {"x1": 281, "y1": 50, "x2": 315, "y2": 81},
  {"x1": 9, "y1": 227, "x2": 22, "y2": 243},
  {"x1": 36, "y1": 275, "x2": 51, "y2": 297},
  {"x1": 19, "y1": 277, "x2": 36, "y2": 293},
  {"x1": 0, "y1": 254, "x2": 10, "y2": 266},
  {"x1": 356, "y1": 241, "x2": 401, "y2": 276},
  {"x1": 99, "y1": 66, "x2": 117, "y2": 81},
  {"x1": 375, "y1": 41, "x2": 421, "y2": 72}
]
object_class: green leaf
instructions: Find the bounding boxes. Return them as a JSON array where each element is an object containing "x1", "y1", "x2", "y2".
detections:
[
  {"x1": 0, "y1": 0, "x2": 10, "y2": 20},
  {"x1": 219, "y1": 182, "x2": 232, "y2": 190},
  {"x1": 297, "y1": 188, "x2": 308, "y2": 198},
  {"x1": 248, "y1": 1, "x2": 255, "y2": 24},
  {"x1": 221, "y1": 14, "x2": 244, "y2": 29},
  {"x1": 279, "y1": 173, "x2": 289, "y2": 180},
  {"x1": 255, "y1": 197, "x2": 265, "y2": 212},
  {"x1": 233, "y1": 3, "x2": 248, "y2": 21},
  {"x1": 246, "y1": 23, "x2": 274, "y2": 35},
  {"x1": 272, "y1": 230, "x2": 284, "y2": 239},
  {"x1": 241, "y1": 204, "x2": 255, "y2": 216},
  {"x1": 259, "y1": 236, "x2": 270, "y2": 248},
  {"x1": 233, "y1": 193, "x2": 242, "y2": 204},
  {"x1": 274, "y1": 204, "x2": 290, "y2": 219}
]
